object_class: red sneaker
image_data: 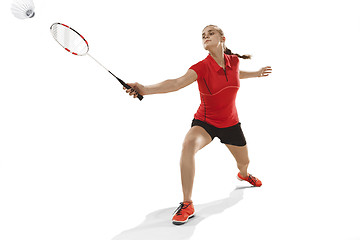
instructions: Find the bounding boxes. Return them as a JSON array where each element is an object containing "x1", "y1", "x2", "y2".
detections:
[
  {"x1": 237, "y1": 172, "x2": 262, "y2": 187},
  {"x1": 172, "y1": 201, "x2": 195, "y2": 225}
]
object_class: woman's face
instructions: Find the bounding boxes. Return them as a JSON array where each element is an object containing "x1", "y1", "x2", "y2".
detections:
[{"x1": 202, "y1": 26, "x2": 225, "y2": 50}]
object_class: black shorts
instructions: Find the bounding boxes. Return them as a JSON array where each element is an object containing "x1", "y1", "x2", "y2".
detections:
[{"x1": 191, "y1": 119, "x2": 247, "y2": 147}]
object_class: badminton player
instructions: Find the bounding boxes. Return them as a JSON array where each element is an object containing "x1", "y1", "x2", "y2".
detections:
[{"x1": 124, "y1": 25, "x2": 272, "y2": 225}]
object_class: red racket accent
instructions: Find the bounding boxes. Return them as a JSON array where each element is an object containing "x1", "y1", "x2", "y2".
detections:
[{"x1": 64, "y1": 47, "x2": 78, "y2": 55}]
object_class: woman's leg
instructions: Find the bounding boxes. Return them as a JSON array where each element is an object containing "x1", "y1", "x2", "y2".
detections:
[
  {"x1": 180, "y1": 126, "x2": 212, "y2": 202},
  {"x1": 226, "y1": 144, "x2": 262, "y2": 187},
  {"x1": 226, "y1": 144, "x2": 250, "y2": 177}
]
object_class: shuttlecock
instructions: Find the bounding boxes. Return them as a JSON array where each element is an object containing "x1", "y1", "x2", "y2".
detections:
[{"x1": 11, "y1": 0, "x2": 35, "y2": 19}]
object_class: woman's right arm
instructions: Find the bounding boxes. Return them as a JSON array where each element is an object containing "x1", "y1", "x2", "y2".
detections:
[{"x1": 124, "y1": 69, "x2": 198, "y2": 98}]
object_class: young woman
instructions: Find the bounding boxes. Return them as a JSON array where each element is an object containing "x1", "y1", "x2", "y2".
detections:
[{"x1": 124, "y1": 25, "x2": 272, "y2": 225}]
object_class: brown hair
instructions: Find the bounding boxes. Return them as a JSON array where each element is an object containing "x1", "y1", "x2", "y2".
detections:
[{"x1": 204, "y1": 25, "x2": 251, "y2": 59}]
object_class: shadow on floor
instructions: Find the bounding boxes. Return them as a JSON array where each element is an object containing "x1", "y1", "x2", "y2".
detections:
[{"x1": 112, "y1": 186, "x2": 253, "y2": 240}]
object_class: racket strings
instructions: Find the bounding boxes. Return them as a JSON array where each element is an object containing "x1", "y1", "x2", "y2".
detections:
[{"x1": 50, "y1": 24, "x2": 89, "y2": 55}]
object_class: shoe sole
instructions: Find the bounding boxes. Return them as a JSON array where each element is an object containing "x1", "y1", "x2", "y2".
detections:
[{"x1": 172, "y1": 213, "x2": 195, "y2": 225}]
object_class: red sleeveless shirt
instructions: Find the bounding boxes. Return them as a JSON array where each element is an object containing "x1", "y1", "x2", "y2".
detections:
[{"x1": 190, "y1": 54, "x2": 240, "y2": 128}]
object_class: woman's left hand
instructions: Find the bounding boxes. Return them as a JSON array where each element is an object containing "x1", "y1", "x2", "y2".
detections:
[{"x1": 258, "y1": 66, "x2": 272, "y2": 77}]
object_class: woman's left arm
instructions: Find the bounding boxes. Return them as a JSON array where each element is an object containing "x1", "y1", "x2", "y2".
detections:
[{"x1": 239, "y1": 66, "x2": 272, "y2": 79}]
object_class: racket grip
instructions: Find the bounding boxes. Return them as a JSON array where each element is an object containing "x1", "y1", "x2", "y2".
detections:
[
  {"x1": 122, "y1": 82, "x2": 144, "y2": 101},
  {"x1": 108, "y1": 71, "x2": 143, "y2": 101}
]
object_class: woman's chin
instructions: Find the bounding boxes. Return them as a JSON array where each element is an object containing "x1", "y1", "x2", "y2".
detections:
[{"x1": 203, "y1": 44, "x2": 210, "y2": 51}]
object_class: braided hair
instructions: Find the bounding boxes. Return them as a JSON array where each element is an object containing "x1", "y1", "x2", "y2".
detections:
[{"x1": 224, "y1": 47, "x2": 251, "y2": 59}]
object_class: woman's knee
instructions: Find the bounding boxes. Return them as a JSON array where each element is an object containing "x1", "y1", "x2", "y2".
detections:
[
  {"x1": 182, "y1": 127, "x2": 212, "y2": 154},
  {"x1": 182, "y1": 136, "x2": 198, "y2": 154}
]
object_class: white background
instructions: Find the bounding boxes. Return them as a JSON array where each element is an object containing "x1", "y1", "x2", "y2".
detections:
[{"x1": 1, "y1": 0, "x2": 360, "y2": 240}]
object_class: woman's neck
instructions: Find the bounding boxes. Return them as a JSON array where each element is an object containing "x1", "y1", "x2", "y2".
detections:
[{"x1": 209, "y1": 48, "x2": 225, "y2": 68}]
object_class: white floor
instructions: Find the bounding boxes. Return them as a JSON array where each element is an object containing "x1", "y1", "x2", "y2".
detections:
[{"x1": 1, "y1": 1, "x2": 360, "y2": 240}]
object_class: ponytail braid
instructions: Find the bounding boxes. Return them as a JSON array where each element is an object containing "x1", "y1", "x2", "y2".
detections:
[{"x1": 224, "y1": 47, "x2": 251, "y2": 59}]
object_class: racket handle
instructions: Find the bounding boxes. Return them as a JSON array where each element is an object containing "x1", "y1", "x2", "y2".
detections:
[
  {"x1": 108, "y1": 71, "x2": 143, "y2": 101},
  {"x1": 120, "y1": 80, "x2": 144, "y2": 101}
]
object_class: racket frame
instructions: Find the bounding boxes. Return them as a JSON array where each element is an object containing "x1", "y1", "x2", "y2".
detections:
[{"x1": 50, "y1": 22, "x2": 143, "y2": 100}]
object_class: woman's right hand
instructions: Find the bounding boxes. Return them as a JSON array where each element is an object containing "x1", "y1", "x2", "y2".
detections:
[{"x1": 123, "y1": 82, "x2": 145, "y2": 98}]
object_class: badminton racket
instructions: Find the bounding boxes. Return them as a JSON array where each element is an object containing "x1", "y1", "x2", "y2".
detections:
[{"x1": 50, "y1": 22, "x2": 143, "y2": 101}]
